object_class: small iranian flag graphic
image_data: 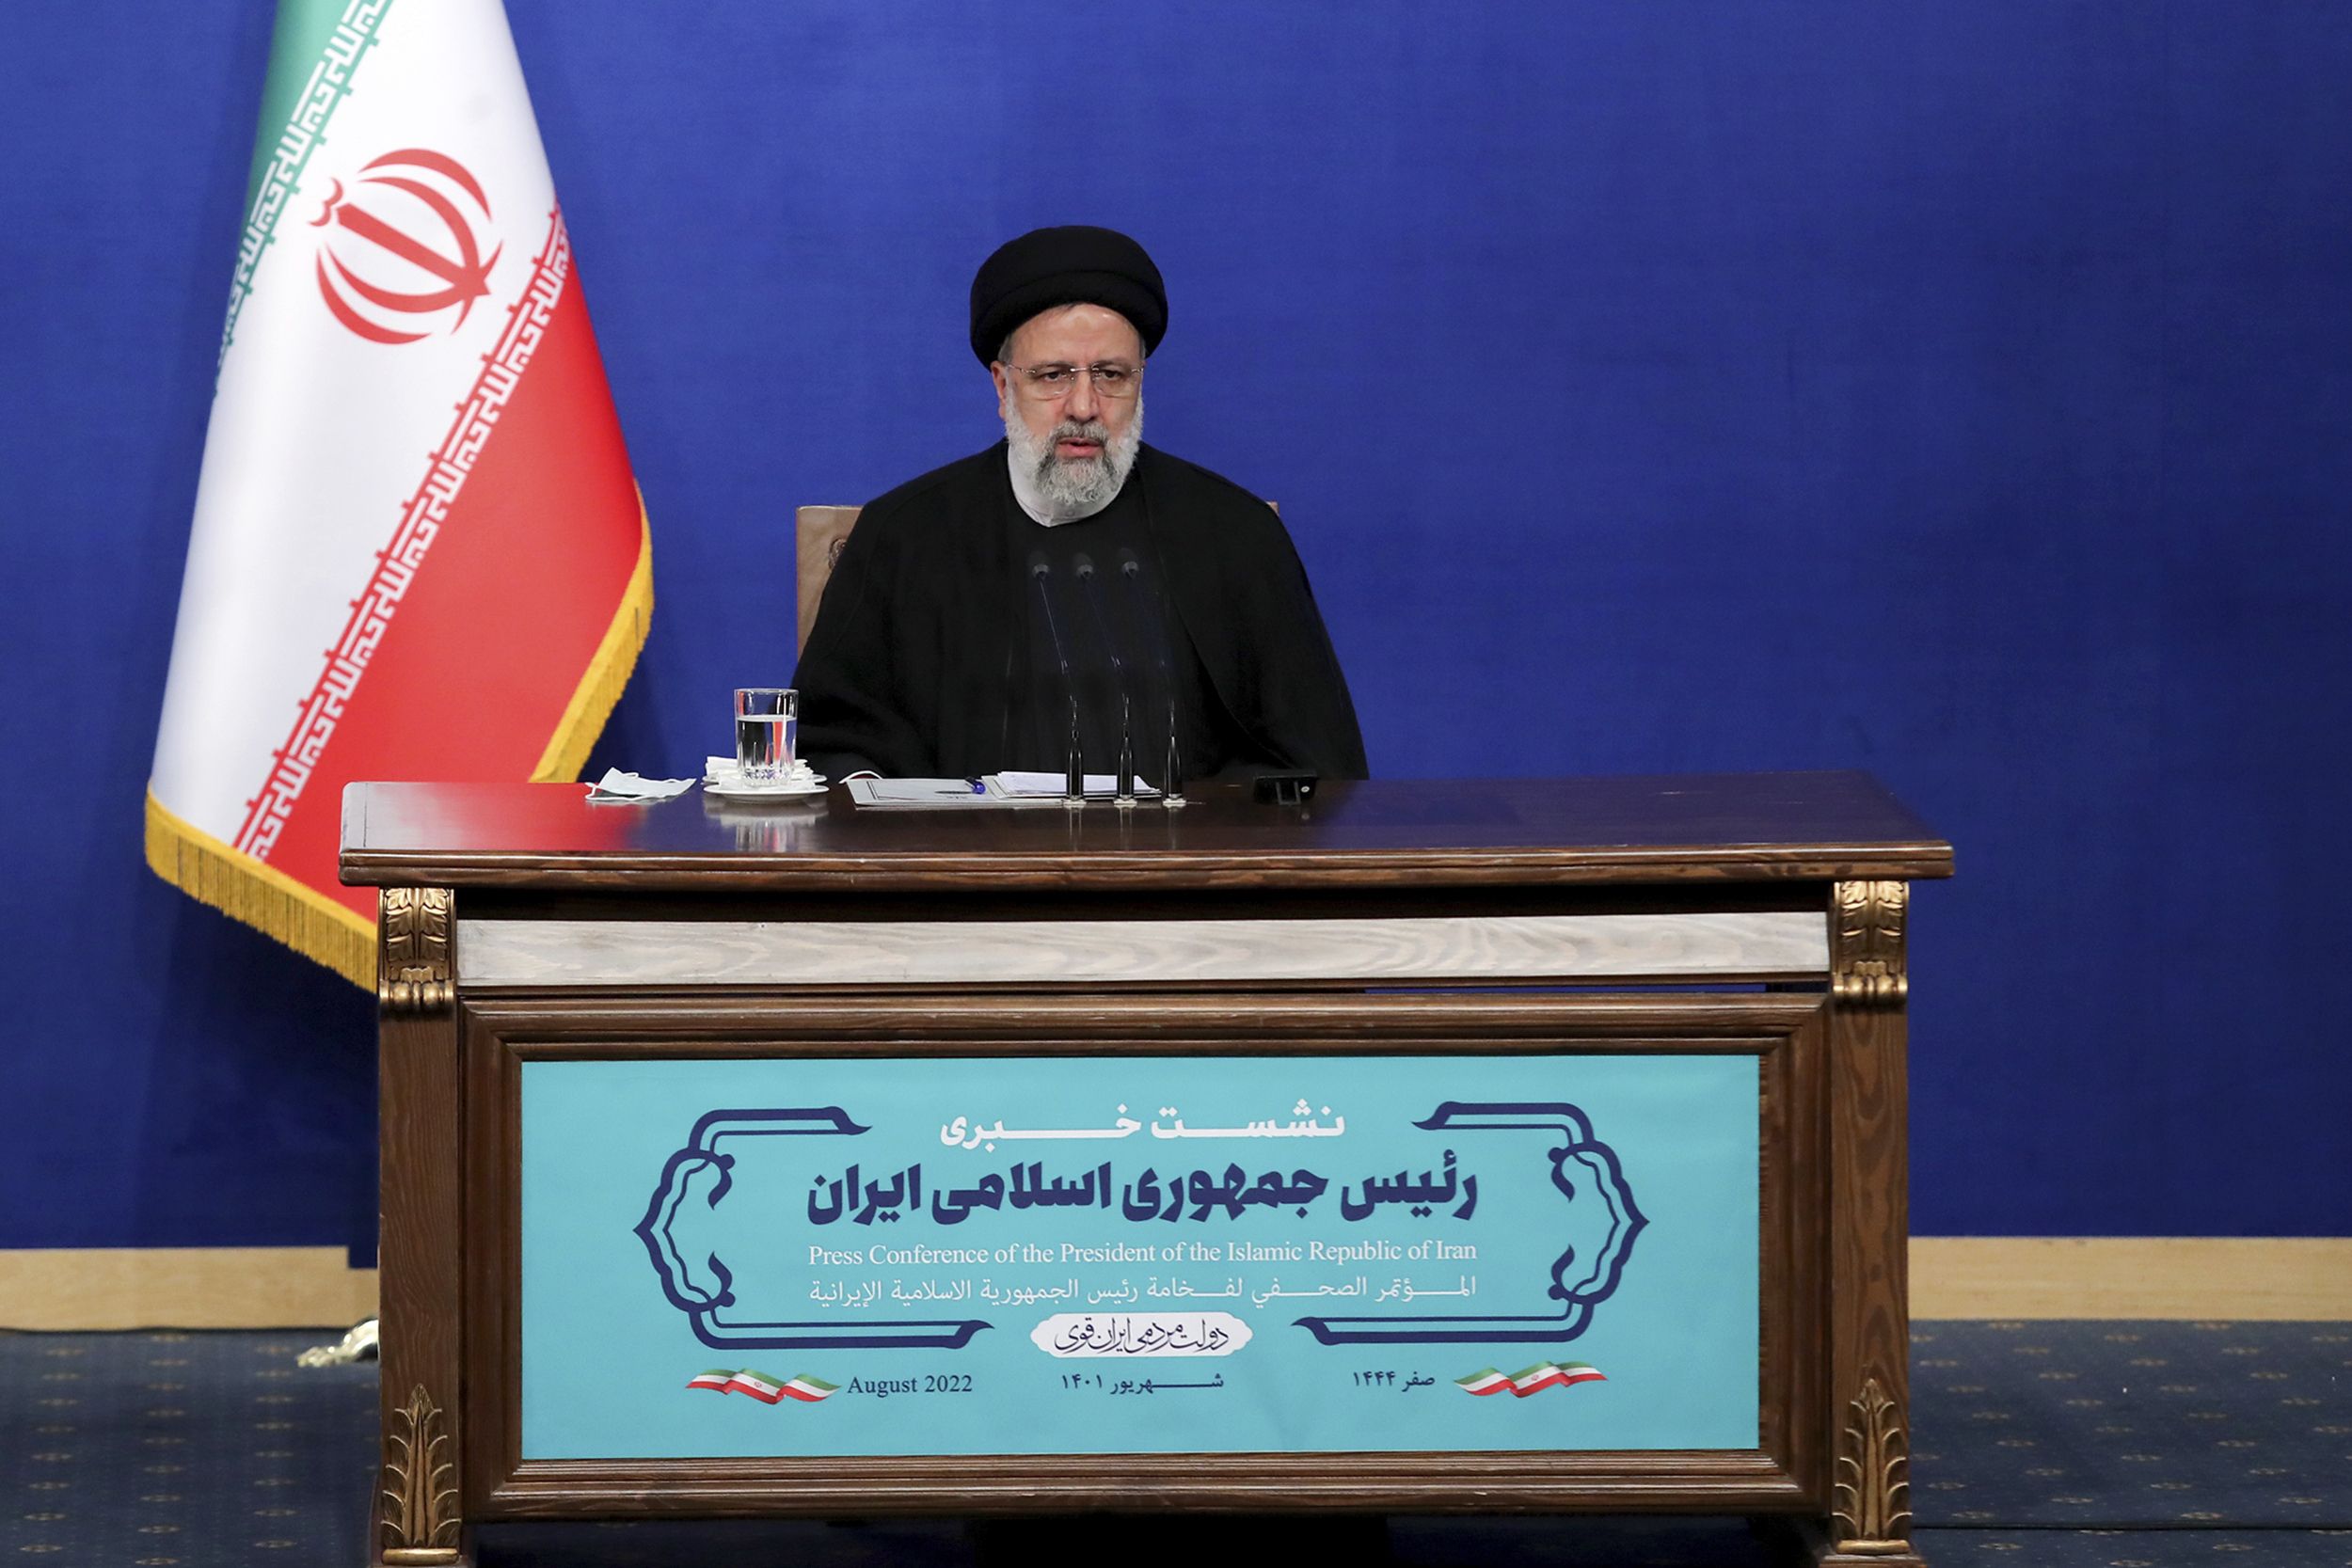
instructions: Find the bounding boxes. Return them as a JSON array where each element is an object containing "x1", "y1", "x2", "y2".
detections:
[
  {"x1": 1455, "y1": 1363, "x2": 1606, "y2": 1398},
  {"x1": 688, "y1": 1370, "x2": 837, "y2": 1404}
]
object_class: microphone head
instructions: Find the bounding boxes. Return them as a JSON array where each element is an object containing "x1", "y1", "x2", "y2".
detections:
[
  {"x1": 1072, "y1": 553, "x2": 1097, "y2": 580},
  {"x1": 1116, "y1": 547, "x2": 1142, "y2": 577},
  {"x1": 1027, "y1": 549, "x2": 1051, "y2": 578}
]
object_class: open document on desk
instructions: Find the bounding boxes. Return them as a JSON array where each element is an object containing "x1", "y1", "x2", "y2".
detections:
[{"x1": 847, "y1": 774, "x2": 1163, "y2": 810}]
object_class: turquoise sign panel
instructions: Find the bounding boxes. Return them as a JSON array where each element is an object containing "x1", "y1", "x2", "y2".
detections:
[{"x1": 521, "y1": 1053, "x2": 1758, "y2": 1458}]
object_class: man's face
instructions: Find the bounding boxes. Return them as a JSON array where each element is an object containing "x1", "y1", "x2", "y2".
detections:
[{"x1": 990, "y1": 302, "x2": 1146, "y2": 460}]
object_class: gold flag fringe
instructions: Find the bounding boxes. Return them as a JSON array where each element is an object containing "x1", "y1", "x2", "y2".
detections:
[
  {"x1": 144, "y1": 791, "x2": 378, "y2": 990},
  {"x1": 532, "y1": 498, "x2": 656, "y2": 783},
  {"x1": 145, "y1": 495, "x2": 655, "y2": 990}
]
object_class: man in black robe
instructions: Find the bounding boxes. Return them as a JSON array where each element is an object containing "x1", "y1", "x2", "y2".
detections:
[{"x1": 793, "y1": 225, "x2": 1366, "y2": 784}]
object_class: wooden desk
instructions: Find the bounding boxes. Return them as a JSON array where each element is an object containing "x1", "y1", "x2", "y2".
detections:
[{"x1": 342, "y1": 772, "x2": 1951, "y2": 1565}]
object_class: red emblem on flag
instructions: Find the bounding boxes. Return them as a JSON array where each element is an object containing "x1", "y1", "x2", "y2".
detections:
[{"x1": 310, "y1": 149, "x2": 503, "y2": 345}]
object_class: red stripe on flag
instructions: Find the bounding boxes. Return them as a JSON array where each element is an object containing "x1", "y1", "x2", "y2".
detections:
[
  {"x1": 1512, "y1": 1368, "x2": 1605, "y2": 1397},
  {"x1": 250, "y1": 215, "x2": 643, "y2": 919},
  {"x1": 730, "y1": 1383, "x2": 788, "y2": 1404}
]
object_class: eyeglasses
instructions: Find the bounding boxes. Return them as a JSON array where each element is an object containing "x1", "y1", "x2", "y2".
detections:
[{"x1": 1000, "y1": 360, "x2": 1143, "y2": 401}]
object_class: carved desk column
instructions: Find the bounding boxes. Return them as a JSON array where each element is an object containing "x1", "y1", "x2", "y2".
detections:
[
  {"x1": 1821, "y1": 879, "x2": 1917, "y2": 1565},
  {"x1": 374, "y1": 887, "x2": 467, "y2": 1567}
]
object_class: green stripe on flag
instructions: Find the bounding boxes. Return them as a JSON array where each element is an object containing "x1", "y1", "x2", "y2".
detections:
[
  {"x1": 221, "y1": 0, "x2": 397, "y2": 361},
  {"x1": 791, "y1": 1375, "x2": 840, "y2": 1393},
  {"x1": 241, "y1": 0, "x2": 361, "y2": 218}
]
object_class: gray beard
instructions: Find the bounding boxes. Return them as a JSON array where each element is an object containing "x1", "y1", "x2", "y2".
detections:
[{"x1": 1005, "y1": 399, "x2": 1144, "y2": 522}]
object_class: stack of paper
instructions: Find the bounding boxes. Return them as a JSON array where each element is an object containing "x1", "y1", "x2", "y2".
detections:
[
  {"x1": 996, "y1": 771, "x2": 1161, "y2": 798},
  {"x1": 845, "y1": 775, "x2": 1164, "y2": 810}
]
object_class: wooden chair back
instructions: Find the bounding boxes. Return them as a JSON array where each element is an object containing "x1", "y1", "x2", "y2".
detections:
[{"x1": 795, "y1": 505, "x2": 863, "y2": 656}]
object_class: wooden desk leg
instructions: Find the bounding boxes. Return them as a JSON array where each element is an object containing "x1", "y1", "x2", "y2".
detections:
[
  {"x1": 1820, "y1": 881, "x2": 1925, "y2": 1567},
  {"x1": 373, "y1": 888, "x2": 469, "y2": 1568}
]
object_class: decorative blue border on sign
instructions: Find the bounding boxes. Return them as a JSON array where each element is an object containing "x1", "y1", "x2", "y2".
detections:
[
  {"x1": 1292, "y1": 1101, "x2": 1647, "y2": 1345},
  {"x1": 633, "y1": 1106, "x2": 993, "y2": 1352}
]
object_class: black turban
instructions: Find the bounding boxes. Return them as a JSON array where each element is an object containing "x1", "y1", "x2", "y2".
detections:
[{"x1": 969, "y1": 225, "x2": 1168, "y2": 366}]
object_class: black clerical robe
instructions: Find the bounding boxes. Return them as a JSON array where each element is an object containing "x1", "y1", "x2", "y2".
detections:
[
  {"x1": 995, "y1": 473, "x2": 1248, "y2": 781},
  {"x1": 794, "y1": 442, "x2": 1366, "y2": 782}
]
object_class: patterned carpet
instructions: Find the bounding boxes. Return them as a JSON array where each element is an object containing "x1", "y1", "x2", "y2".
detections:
[
  {"x1": 1910, "y1": 1321, "x2": 2352, "y2": 1530},
  {"x1": 3, "y1": 1322, "x2": 2346, "y2": 1566},
  {"x1": 3, "y1": 1328, "x2": 377, "y2": 1563}
]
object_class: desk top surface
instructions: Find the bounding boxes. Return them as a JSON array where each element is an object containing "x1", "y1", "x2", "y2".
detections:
[{"x1": 339, "y1": 771, "x2": 1951, "y2": 894}]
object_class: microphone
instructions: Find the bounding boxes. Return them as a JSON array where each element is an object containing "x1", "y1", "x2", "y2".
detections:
[
  {"x1": 1072, "y1": 553, "x2": 1136, "y2": 803},
  {"x1": 1115, "y1": 548, "x2": 1184, "y2": 805},
  {"x1": 1027, "y1": 552, "x2": 1085, "y2": 802}
]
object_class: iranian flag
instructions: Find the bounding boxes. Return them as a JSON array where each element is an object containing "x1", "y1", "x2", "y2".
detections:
[
  {"x1": 146, "y1": 0, "x2": 650, "y2": 987},
  {"x1": 688, "y1": 1370, "x2": 838, "y2": 1404},
  {"x1": 1455, "y1": 1362, "x2": 1606, "y2": 1398}
]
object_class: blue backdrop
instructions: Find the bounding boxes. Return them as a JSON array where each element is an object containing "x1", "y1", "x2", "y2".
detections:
[{"x1": 3, "y1": 1, "x2": 2346, "y2": 1254}]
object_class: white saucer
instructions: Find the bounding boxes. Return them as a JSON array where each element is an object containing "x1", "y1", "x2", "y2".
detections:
[{"x1": 704, "y1": 774, "x2": 827, "y2": 800}]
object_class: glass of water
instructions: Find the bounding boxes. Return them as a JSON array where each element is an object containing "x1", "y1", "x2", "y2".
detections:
[{"x1": 734, "y1": 688, "x2": 797, "y2": 782}]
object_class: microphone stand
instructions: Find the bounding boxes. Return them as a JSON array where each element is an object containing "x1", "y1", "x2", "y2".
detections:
[
  {"x1": 1073, "y1": 554, "x2": 1137, "y2": 807},
  {"x1": 1117, "y1": 550, "x2": 1184, "y2": 807},
  {"x1": 1028, "y1": 553, "x2": 1085, "y2": 807}
]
